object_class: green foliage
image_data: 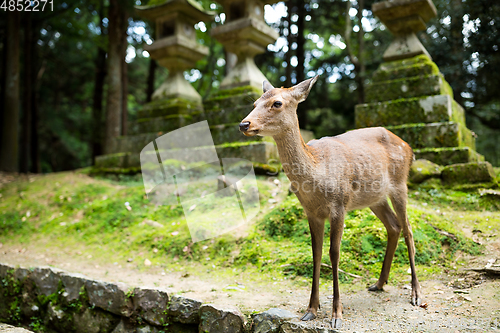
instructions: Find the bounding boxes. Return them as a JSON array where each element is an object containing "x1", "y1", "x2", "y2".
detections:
[
  {"x1": 0, "y1": 172, "x2": 495, "y2": 296},
  {"x1": 260, "y1": 195, "x2": 307, "y2": 239}
]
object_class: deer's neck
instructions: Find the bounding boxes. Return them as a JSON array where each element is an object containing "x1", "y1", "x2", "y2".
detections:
[{"x1": 273, "y1": 125, "x2": 317, "y2": 182}]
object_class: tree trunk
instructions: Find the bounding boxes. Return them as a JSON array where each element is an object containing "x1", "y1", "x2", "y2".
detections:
[
  {"x1": 31, "y1": 47, "x2": 45, "y2": 174},
  {"x1": 295, "y1": 0, "x2": 307, "y2": 127},
  {"x1": 285, "y1": 3, "x2": 293, "y2": 88},
  {"x1": 21, "y1": 14, "x2": 33, "y2": 174},
  {"x1": 92, "y1": 46, "x2": 107, "y2": 160},
  {"x1": 0, "y1": 12, "x2": 20, "y2": 172},
  {"x1": 355, "y1": 0, "x2": 365, "y2": 104},
  {"x1": 104, "y1": 0, "x2": 125, "y2": 154},
  {"x1": 449, "y1": 0, "x2": 464, "y2": 106},
  {"x1": 146, "y1": 58, "x2": 156, "y2": 103},
  {"x1": 121, "y1": 56, "x2": 128, "y2": 136},
  {"x1": 92, "y1": 0, "x2": 107, "y2": 161}
]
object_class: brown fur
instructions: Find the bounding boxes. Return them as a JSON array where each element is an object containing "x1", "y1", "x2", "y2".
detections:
[{"x1": 240, "y1": 76, "x2": 422, "y2": 328}]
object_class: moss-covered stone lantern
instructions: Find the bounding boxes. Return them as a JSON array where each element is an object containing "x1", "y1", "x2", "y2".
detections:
[
  {"x1": 136, "y1": 0, "x2": 214, "y2": 103},
  {"x1": 352, "y1": 0, "x2": 497, "y2": 185},
  {"x1": 211, "y1": 0, "x2": 279, "y2": 90},
  {"x1": 372, "y1": 0, "x2": 437, "y2": 61}
]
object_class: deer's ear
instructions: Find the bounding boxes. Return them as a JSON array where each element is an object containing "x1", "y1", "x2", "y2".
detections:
[
  {"x1": 291, "y1": 75, "x2": 319, "y2": 103},
  {"x1": 263, "y1": 80, "x2": 275, "y2": 93}
]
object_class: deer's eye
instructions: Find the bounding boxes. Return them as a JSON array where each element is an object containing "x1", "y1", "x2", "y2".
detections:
[{"x1": 273, "y1": 101, "x2": 282, "y2": 108}]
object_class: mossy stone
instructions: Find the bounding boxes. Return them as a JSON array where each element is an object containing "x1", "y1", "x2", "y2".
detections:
[
  {"x1": 441, "y1": 162, "x2": 497, "y2": 184},
  {"x1": 128, "y1": 113, "x2": 201, "y2": 135},
  {"x1": 373, "y1": 55, "x2": 440, "y2": 82},
  {"x1": 409, "y1": 159, "x2": 442, "y2": 183},
  {"x1": 365, "y1": 73, "x2": 452, "y2": 103},
  {"x1": 209, "y1": 123, "x2": 262, "y2": 145},
  {"x1": 137, "y1": 98, "x2": 202, "y2": 120},
  {"x1": 386, "y1": 121, "x2": 475, "y2": 150},
  {"x1": 355, "y1": 95, "x2": 454, "y2": 128},
  {"x1": 413, "y1": 147, "x2": 484, "y2": 166}
]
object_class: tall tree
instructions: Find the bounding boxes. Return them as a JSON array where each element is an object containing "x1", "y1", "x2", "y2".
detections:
[
  {"x1": 0, "y1": 12, "x2": 20, "y2": 172},
  {"x1": 104, "y1": 0, "x2": 127, "y2": 153},
  {"x1": 145, "y1": 58, "x2": 156, "y2": 103},
  {"x1": 91, "y1": 0, "x2": 107, "y2": 161},
  {"x1": 295, "y1": 0, "x2": 307, "y2": 127},
  {"x1": 21, "y1": 14, "x2": 33, "y2": 174}
]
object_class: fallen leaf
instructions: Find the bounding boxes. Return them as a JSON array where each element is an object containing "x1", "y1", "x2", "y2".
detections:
[{"x1": 419, "y1": 303, "x2": 429, "y2": 309}]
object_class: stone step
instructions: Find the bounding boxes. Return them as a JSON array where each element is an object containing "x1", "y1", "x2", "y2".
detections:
[
  {"x1": 413, "y1": 147, "x2": 484, "y2": 166},
  {"x1": 372, "y1": 55, "x2": 439, "y2": 82},
  {"x1": 441, "y1": 162, "x2": 497, "y2": 184},
  {"x1": 137, "y1": 98, "x2": 202, "y2": 119},
  {"x1": 355, "y1": 95, "x2": 465, "y2": 128},
  {"x1": 365, "y1": 74, "x2": 453, "y2": 103},
  {"x1": 95, "y1": 141, "x2": 278, "y2": 170},
  {"x1": 386, "y1": 121, "x2": 475, "y2": 150},
  {"x1": 110, "y1": 124, "x2": 262, "y2": 155},
  {"x1": 128, "y1": 113, "x2": 198, "y2": 135},
  {"x1": 129, "y1": 105, "x2": 253, "y2": 135},
  {"x1": 204, "y1": 88, "x2": 261, "y2": 111}
]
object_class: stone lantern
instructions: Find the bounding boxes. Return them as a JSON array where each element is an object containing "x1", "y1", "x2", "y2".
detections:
[
  {"x1": 372, "y1": 0, "x2": 437, "y2": 61},
  {"x1": 136, "y1": 0, "x2": 214, "y2": 104},
  {"x1": 211, "y1": 0, "x2": 279, "y2": 90}
]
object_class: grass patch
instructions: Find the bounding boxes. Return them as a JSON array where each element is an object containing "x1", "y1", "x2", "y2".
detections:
[{"x1": 0, "y1": 171, "x2": 496, "y2": 290}]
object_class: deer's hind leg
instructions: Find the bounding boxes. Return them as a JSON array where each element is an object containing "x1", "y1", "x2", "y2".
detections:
[
  {"x1": 368, "y1": 199, "x2": 402, "y2": 291},
  {"x1": 389, "y1": 187, "x2": 422, "y2": 306}
]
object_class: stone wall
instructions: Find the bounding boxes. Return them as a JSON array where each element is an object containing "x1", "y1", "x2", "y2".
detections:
[{"x1": 0, "y1": 263, "x2": 312, "y2": 333}]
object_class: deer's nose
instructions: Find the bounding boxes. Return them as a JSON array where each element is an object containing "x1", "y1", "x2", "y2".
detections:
[{"x1": 239, "y1": 121, "x2": 250, "y2": 132}]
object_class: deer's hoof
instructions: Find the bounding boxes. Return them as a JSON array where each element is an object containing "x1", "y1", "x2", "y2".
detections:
[
  {"x1": 300, "y1": 312, "x2": 316, "y2": 321},
  {"x1": 411, "y1": 296, "x2": 422, "y2": 306},
  {"x1": 331, "y1": 318, "x2": 342, "y2": 329},
  {"x1": 367, "y1": 284, "x2": 383, "y2": 292}
]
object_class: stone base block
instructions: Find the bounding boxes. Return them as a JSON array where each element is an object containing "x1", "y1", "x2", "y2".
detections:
[
  {"x1": 355, "y1": 95, "x2": 465, "y2": 128},
  {"x1": 137, "y1": 98, "x2": 202, "y2": 120},
  {"x1": 110, "y1": 124, "x2": 262, "y2": 155},
  {"x1": 442, "y1": 162, "x2": 497, "y2": 184},
  {"x1": 365, "y1": 73, "x2": 453, "y2": 103},
  {"x1": 372, "y1": 55, "x2": 439, "y2": 82},
  {"x1": 386, "y1": 121, "x2": 475, "y2": 150},
  {"x1": 129, "y1": 114, "x2": 199, "y2": 135},
  {"x1": 409, "y1": 159, "x2": 442, "y2": 183},
  {"x1": 95, "y1": 142, "x2": 278, "y2": 172},
  {"x1": 413, "y1": 147, "x2": 484, "y2": 166}
]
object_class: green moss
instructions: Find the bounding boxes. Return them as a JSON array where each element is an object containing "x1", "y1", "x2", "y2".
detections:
[
  {"x1": 355, "y1": 95, "x2": 453, "y2": 128},
  {"x1": 413, "y1": 147, "x2": 483, "y2": 166},
  {"x1": 365, "y1": 73, "x2": 452, "y2": 103},
  {"x1": 373, "y1": 55, "x2": 440, "y2": 82},
  {"x1": 409, "y1": 159, "x2": 442, "y2": 184},
  {"x1": 208, "y1": 85, "x2": 262, "y2": 100},
  {"x1": 137, "y1": 98, "x2": 202, "y2": 120},
  {"x1": 135, "y1": 114, "x2": 194, "y2": 135},
  {"x1": 441, "y1": 162, "x2": 497, "y2": 184},
  {"x1": 386, "y1": 122, "x2": 475, "y2": 150}
]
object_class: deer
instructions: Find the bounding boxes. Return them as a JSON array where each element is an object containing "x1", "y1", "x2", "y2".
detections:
[{"x1": 238, "y1": 76, "x2": 422, "y2": 328}]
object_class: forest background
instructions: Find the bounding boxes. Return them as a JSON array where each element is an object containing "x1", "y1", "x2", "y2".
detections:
[{"x1": 0, "y1": 0, "x2": 498, "y2": 173}]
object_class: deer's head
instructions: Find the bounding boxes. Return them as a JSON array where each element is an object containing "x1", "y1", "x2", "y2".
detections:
[{"x1": 239, "y1": 76, "x2": 319, "y2": 137}]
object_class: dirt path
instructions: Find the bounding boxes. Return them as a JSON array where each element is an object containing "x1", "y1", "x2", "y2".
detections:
[{"x1": 1, "y1": 239, "x2": 499, "y2": 332}]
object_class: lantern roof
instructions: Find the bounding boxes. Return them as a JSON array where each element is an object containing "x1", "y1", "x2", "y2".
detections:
[{"x1": 136, "y1": 0, "x2": 215, "y2": 22}]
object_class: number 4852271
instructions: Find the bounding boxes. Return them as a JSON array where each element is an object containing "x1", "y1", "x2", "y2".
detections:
[{"x1": 1, "y1": 0, "x2": 54, "y2": 11}]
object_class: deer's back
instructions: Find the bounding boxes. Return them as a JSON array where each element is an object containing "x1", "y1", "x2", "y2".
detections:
[{"x1": 305, "y1": 127, "x2": 413, "y2": 211}]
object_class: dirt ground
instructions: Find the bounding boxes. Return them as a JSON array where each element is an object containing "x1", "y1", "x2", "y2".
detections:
[{"x1": 1, "y1": 239, "x2": 499, "y2": 333}]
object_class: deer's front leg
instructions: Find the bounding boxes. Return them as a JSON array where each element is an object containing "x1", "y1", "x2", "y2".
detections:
[
  {"x1": 300, "y1": 215, "x2": 325, "y2": 321},
  {"x1": 329, "y1": 209, "x2": 345, "y2": 329}
]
